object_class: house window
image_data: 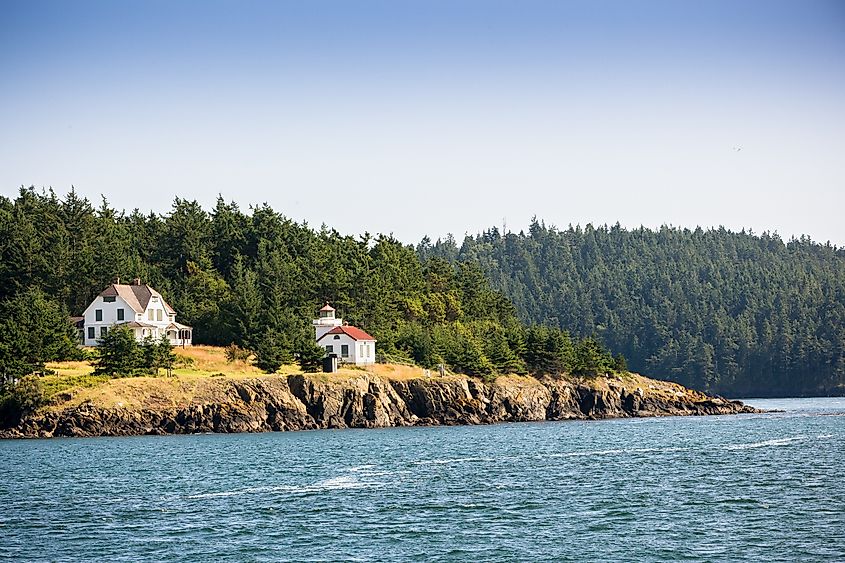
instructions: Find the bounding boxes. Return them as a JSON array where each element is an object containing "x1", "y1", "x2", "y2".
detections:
[
  {"x1": 333, "y1": 335, "x2": 340, "y2": 340},
  {"x1": 148, "y1": 309, "x2": 154, "y2": 321},
  {"x1": 88, "y1": 327, "x2": 95, "y2": 339},
  {"x1": 100, "y1": 327, "x2": 108, "y2": 337},
  {"x1": 341, "y1": 344, "x2": 349, "y2": 357},
  {"x1": 95, "y1": 309, "x2": 102, "y2": 321},
  {"x1": 103, "y1": 296, "x2": 115, "y2": 303},
  {"x1": 325, "y1": 345, "x2": 333, "y2": 354},
  {"x1": 117, "y1": 309, "x2": 124, "y2": 321},
  {"x1": 157, "y1": 310, "x2": 162, "y2": 322}
]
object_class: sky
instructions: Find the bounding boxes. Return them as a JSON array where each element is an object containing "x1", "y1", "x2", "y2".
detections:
[{"x1": 1, "y1": 0, "x2": 844, "y2": 245}]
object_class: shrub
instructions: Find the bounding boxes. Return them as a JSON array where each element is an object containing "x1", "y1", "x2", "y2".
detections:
[
  {"x1": 0, "y1": 376, "x2": 45, "y2": 428},
  {"x1": 224, "y1": 343, "x2": 251, "y2": 363}
]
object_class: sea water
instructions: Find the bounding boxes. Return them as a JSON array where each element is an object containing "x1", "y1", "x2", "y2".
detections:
[{"x1": 1, "y1": 398, "x2": 843, "y2": 562}]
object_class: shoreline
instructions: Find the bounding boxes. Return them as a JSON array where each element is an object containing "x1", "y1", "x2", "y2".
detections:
[{"x1": 1, "y1": 371, "x2": 760, "y2": 439}]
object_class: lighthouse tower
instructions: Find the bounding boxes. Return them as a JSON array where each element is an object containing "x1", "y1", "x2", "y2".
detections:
[{"x1": 313, "y1": 303, "x2": 343, "y2": 340}]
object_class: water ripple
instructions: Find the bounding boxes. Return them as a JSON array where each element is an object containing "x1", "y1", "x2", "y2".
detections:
[{"x1": 1, "y1": 397, "x2": 843, "y2": 562}]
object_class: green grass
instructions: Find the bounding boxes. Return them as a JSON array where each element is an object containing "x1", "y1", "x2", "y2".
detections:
[{"x1": 40, "y1": 374, "x2": 111, "y2": 401}]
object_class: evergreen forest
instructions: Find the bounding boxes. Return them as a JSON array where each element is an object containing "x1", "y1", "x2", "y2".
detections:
[
  {"x1": 2, "y1": 188, "x2": 843, "y2": 398},
  {"x1": 0, "y1": 188, "x2": 618, "y2": 382},
  {"x1": 418, "y1": 220, "x2": 845, "y2": 397}
]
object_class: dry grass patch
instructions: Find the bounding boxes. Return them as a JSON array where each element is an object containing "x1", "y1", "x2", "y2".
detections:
[
  {"x1": 365, "y1": 363, "x2": 445, "y2": 381},
  {"x1": 172, "y1": 345, "x2": 303, "y2": 378},
  {"x1": 493, "y1": 374, "x2": 546, "y2": 386},
  {"x1": 45, "y1": 361, "x2": 94, "y2": 377}
]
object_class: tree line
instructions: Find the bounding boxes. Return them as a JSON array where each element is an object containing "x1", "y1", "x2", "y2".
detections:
[
  {"x1": 0, "y1": 188, "x2": 620, "y2": 386},
  {"x1": 418, "y1": 220, "x2": 845, "y2": 397}
]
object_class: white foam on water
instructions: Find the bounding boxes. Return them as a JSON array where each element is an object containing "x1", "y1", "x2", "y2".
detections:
[
  {"x1": 346, "y1": 464, "x2": 377, "y2": 472},
  {"x1": 350, "y1": 469, "x2": 411, "y2": 477},
  {"x1": 541, "y1": 446, "x2": 692, "y2": 460},
  {"x1": 724, "y1": 436, "x2": 804, "y2": 450},
  {"x1": 185, "y1": 474, "x2": 380, "y2": 500},
  {"x1": 548, "y1": 449, "x2": 625, "y2": 458},
  {"x1": 627, "y1": 446, "x2": 690, "y2": 454},
  {"x1": 185, "y1": 484, "x2": 298, "y2": 500},
  {"x1": 303, "y1": 476, "x2": 368, "y2": 492},
  {"x1": 412, "y1": 456, "x2": 493, "y2": 465},
  {"x1": 816, "y1": 434, "x2": 833, "y2": 439}
]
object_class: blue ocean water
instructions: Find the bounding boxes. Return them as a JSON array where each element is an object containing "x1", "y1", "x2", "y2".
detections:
[{"x1": 1, "y1": 398, "x2": 843, "y2": 562}]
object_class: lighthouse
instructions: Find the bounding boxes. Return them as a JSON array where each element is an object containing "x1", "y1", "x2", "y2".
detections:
[
  {"x1": 313, "y1": 303, "x2": 343, "y2": 340},
  {"x1": 312, "y1": 303, "x2": 377, "y2": 365}
]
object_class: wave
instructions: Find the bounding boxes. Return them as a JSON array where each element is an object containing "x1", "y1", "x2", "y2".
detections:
[
  {"x1": 724, "y1": 436, "x2": 804, "y2": 450},
  {"x1": 185, "y1": 475, "x2": 373, "y2": 500},
  {"x1": 345, "y1": 464, "x2": 377, "y2": 472},
  {"x1": 412, "y1": 456, "x2": 494, "y2": 466},
  {"x1": 546, "y1": 446, "x2": 691, "y2": 459},
  {"x1": 185, "y1": 484, "x2": 298, "y2": 500}
]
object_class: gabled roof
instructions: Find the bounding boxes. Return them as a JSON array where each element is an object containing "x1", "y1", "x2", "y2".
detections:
[
  {"x1": 99, "y1": 283, "x2": 176, "y2": 314},
  {"x1": 317, "y1": 325, "x2": 376, "y2": 342}
]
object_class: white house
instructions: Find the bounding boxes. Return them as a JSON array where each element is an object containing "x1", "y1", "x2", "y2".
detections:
[
  {"x1": 313, "y1": 304, "x2": 376, "y2": 365},
  {"x1": 81, "y1": 278, "x2": 192, "y2": 347}
]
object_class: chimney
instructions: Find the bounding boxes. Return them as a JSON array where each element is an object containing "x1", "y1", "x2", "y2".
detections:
[
  {"x1": 115, "y1": 276, "x2": 120, "y2": 284},
  {"x1": 133, "y1": 278, "x2": 141, "y2": 286}
]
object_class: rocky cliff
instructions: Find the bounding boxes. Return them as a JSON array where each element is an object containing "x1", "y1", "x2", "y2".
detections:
[{"x1": 1, "y1": 372, "x2": 758, "y2": 439}]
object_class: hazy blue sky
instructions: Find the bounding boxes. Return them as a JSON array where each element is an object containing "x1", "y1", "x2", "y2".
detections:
[{"x1": 2, "y1": 0, "x2": 843, "y2": 244}]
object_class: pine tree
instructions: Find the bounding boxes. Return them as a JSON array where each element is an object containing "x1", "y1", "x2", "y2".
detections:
[
  {"x1": 94, "y1": 325, "x2": 141, "y2": 376},
  {"x1": 296, "y1": 335, "x2": 326, "y2": 373},
  {"x1": 252, "y1": 331, "x2": 292, "y2": 374}
]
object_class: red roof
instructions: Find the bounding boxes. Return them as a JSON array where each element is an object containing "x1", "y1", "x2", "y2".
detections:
[
  {"x1": 320, "y1": 303, "x2": 336, "y2": 312},
  {"x1": 317, "y1": 325, "x2": 376, "y2": 342}
]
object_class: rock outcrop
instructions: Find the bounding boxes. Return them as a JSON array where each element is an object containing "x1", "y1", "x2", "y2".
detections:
[{"x1": 0, "y1": 372, "x2": 759, "y2": 439}]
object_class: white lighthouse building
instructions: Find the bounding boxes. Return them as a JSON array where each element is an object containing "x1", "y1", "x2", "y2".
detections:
[{"x1": 313, "y1": 304, "x2": 376, "y2": 365}]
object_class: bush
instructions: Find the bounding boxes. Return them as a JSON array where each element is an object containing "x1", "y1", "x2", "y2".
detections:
[
  {"x1": 0, "y1": 376, "x2": 45, "y2": 428},
  {"x1": 224, "y1": 343, "x2": 251, "y2": 363}
]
